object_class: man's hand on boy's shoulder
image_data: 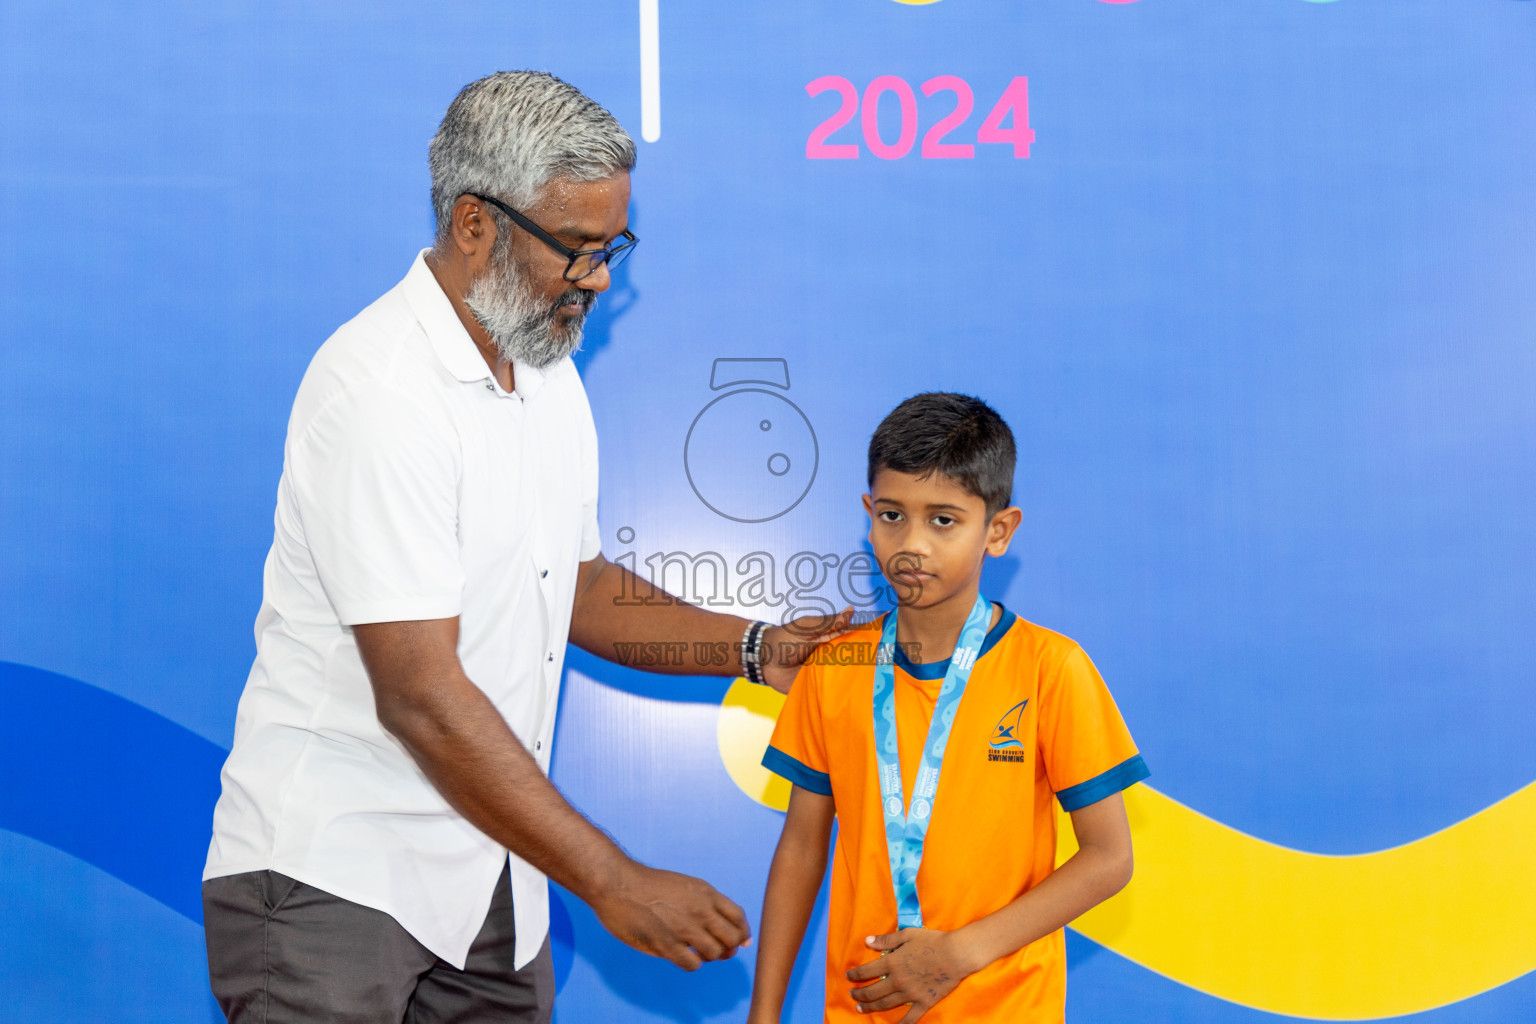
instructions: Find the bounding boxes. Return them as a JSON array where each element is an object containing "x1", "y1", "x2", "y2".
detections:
[
  {"x1": 760, "y1": 606, "x2": 856, "y2": 694},
  {"x1": 845, "y1": 928, "x2": 981, "y2": 1022}
]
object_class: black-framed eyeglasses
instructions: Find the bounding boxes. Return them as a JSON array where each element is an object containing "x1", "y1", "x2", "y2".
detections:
[{"x1": 468, "y1": 193, "x2": 637, "y2": 282}]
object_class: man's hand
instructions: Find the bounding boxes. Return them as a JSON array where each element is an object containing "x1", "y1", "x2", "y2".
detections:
[
  {"x1": 590, "y1": 860, "x2": 752, "y2": 971},
  {"x1": 845, "y1": 928, "x2": 977, "y2": 1023},
  {"x1": 760, "y1": 606, "x2": 855, "y2": 694}
]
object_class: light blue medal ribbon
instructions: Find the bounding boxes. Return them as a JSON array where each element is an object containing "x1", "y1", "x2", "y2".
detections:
[{"x1": 872, "y1": 592, "x2": 992, "y2": 929}]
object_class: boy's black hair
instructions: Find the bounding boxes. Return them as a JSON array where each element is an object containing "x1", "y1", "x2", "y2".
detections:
[{"x1": 867, "y1": 393, "x2": 1016, "y2": 516}]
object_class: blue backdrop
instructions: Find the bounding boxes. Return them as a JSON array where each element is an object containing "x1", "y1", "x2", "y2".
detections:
[{"x1": 2, "y1": 1, "x2": 1533, "y2": 1021}]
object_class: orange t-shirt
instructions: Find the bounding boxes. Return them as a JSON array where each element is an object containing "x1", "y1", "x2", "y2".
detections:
[{"x1": 763, "y1": 605, "x2": 1148, "y2": 1024}]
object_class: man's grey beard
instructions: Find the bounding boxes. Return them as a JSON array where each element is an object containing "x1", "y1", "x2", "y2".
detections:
[{"x1": 463, "y1": 246, "x2": 594, "y2": 369}]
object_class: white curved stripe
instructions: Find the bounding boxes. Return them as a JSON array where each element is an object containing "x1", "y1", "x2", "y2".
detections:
[{"x1": 639, "y1": 0, "x2": 661, "y2": 143}]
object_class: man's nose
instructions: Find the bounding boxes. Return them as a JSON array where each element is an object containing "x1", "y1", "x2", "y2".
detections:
[{"x1": 577, "y1": 260, "x2": 612, "y2": 293}]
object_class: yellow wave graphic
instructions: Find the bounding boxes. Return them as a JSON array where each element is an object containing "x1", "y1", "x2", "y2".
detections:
[
  {"x1": 718, "y1": 680, "x2": 795, "y2": 810},
  {"x1": 717, "y1": 679, "x2": 1536, "y2": 1018}
]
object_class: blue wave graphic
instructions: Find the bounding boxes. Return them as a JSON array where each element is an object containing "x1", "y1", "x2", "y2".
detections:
[
  {"x1": 0, "y1": 662, "x2": 226, "y2": 924},
  {"x1": 0, "y1": 660, "x2": 579, "y2": 992}
]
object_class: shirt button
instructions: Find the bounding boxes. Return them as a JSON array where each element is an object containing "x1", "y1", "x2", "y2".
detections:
[
  {"x1": 540, "y1": 569, "x2": 548, "y2": 578},
  {"x1": 535, "y1": 740, "x2": 543, "y2": 751},
  {"x1": 547, "y1": 653, "x2": 555, "y2": 662},
  {"x1": 485, "y1": 383, "x2": 494, "y2": 392}
]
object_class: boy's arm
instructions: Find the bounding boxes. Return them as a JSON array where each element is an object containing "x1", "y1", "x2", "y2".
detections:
[
  {"x1": 846, "y1": 791, "x2": 1134, "y2": 1023},
  {"x1": 747, "y1": 785, "x2": 837, "y2": 1024}
]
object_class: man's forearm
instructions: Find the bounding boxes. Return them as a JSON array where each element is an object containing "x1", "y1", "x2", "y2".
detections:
[
  {"x1": 376, "y1": 657, "x2": 628, "y2": 903},
  {"x1": 569, "y1": 559, "x2": 752, "y2": 676},
  {"x1": 356, "y1": 615, "x2": 752, "y2": 971}
]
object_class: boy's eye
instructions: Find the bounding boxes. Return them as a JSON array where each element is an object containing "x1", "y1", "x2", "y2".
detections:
[
  {"x1": 878, "y1": 510, "x2": 902, "y2": 522},
  {"x1": 932, "y1": 515, "x2": 955, "y2": 527}
]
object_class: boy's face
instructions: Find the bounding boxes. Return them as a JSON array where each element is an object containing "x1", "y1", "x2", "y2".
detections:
[{"x1": 863, "y1": 469, "x2": 1022, "y2": 611}]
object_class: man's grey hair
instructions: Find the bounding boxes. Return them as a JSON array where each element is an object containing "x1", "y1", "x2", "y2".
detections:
[{"x1": 429, "y1": 70, "x2": 635, "y2": 243}]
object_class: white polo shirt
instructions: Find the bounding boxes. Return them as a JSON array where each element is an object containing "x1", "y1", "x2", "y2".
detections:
[{"x1": 205, "y1": 250, "x2": 601, "y2": 969}]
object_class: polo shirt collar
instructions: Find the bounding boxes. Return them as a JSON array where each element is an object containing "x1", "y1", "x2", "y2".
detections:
[
  {"x1": 512, "y1": 354, "x2": 549, "y2": 401},
  {"x1": 894, "y1": 602, "x2": 1018, "y2": 681},
  {"x1": 401, "y1": 249, "x2": 551, "y2": 401}
]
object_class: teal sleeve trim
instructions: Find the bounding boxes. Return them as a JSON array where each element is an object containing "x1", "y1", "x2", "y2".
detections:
[
  {"x1": 762, "y1": 746, "x2": 833, "y2": 797},
  {"x1": 1056, "y1": 754, "x2": 1150, "y2": 812}
]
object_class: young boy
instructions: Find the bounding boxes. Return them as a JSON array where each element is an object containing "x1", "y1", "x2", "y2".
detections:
[{"x1": 747, "y1": 393, "x2": 1149, "y2": 1024}]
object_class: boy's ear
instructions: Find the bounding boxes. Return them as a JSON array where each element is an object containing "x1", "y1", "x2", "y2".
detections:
[
  {"x1": 861, "y1": 494, "x2": 875, "y2": 544},
  {"x1": 986, "y1": 506, "x2": 1023, "y2": 557}
]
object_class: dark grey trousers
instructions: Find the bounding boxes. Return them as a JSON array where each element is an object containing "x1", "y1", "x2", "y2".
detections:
[{"x1": 203, "y1": 862, "x2": 553, "y2": 1024}]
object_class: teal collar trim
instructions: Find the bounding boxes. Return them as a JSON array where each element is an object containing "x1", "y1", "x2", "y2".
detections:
[{"x1": 894, "y1": 603, "x2": 1017, "y2": 681}]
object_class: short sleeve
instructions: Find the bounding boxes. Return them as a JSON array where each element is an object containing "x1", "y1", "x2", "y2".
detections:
[
  {"x1": 290, "y1": 383, "x2": 464, "y2": 626},
  {"x1": 763, "y1": 661, "x2": 833, "y2": 796},
  {"x1": 1038, "y1": 645, "x2": 1149, "y2": 812}
]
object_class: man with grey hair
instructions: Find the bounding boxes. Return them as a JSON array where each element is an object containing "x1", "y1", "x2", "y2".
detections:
[{"x1": 201, "y1": 71, "x2": 844, "y2": 1023}]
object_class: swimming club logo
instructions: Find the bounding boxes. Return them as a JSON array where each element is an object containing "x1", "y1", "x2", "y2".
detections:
[{"x1": 988, "y1": 699, "x2": 1029, "y2": 762}]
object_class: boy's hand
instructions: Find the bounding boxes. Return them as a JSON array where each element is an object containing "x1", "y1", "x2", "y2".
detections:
[
  {"x1": 760, "y1": 606, "x2": 856, "y2": 694},
  {"x1": 845, "y1": 929, "x2": 977, "y2": 1022}
]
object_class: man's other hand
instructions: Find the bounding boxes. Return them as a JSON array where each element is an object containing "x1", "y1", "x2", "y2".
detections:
[
  {"x1": 591, "y1": 862, "x2": 751, "y2": 971},
  {"x1": 760, "y1": 606, "x2": 855, "y2": 694}
]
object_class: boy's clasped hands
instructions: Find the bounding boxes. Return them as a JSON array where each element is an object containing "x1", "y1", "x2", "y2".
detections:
[{"x1": 845, "y1": 929, "x2": 978, "y2": 1021}]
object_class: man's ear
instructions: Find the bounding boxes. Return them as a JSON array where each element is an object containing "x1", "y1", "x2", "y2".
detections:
[
  {"x1": 986, "y1": 506, "x2": 1023, "y2": 557},
  {"x1": 450, "y1": 194, "x2": 498, "y2": 266}
]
